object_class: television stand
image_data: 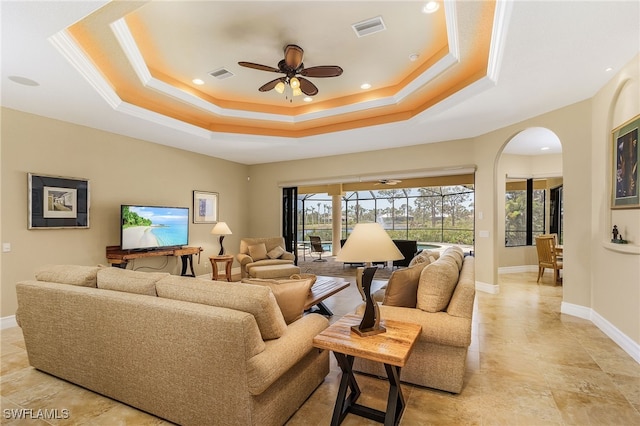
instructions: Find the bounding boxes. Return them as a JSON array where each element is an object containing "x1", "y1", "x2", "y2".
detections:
[{"x1": 106, "y1": 246, "x2": 203, "y2": 277}]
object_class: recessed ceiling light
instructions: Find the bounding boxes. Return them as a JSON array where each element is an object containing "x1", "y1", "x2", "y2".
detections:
[
  {"x1": 605, "y1": 67, "x2": 613, "y2": 72},
  {"x1": 8, "y1": 76, "x2": 39, "y2": 86},
  {"x1": 303, "y1": 97, "x2": 313, "y2": 102},
  {"x1": 422, "y1": 1, "x2": 440, "y2": 14},
  {"x1": 409, "y1": 54, "x2": 420, "y2": 62},
  {"x1": 192, "y1": 78, "x2": 205, "y2": 85},
  {"x1": 360, "y1": 83, "x2": 371, "y2": 90},
  {"x1": 541, "y1": 147, "x2": 550, "y2": 151}
]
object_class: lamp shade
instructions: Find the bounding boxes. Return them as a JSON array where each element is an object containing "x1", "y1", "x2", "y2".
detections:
[
  {"x1": 336, "y1": 223, "x2": 403, "y2": 263},
  {"x1": 211, "y1": 222, "x2": 232, "y2": 235}
]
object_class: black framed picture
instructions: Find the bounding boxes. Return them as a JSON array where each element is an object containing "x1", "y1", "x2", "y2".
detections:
[{"x1": 28, "y1": 173, "x2": 90, "y2": 229}]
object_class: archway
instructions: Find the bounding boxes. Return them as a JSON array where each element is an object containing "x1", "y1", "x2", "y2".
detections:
[{"x1": 494, "y1": 127, "x2": 563, "y2": 288}]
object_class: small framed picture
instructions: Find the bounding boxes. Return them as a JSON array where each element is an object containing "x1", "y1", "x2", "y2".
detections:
[
  {"x1": 28, "y1": 173, "x2": 89, "y2": 229},
  {"x1": 611, "y1": 115, "x2": 639, "y2": 209},
  {"x1": 193, "y1": 190, "x2": 218, "y2": 223}
]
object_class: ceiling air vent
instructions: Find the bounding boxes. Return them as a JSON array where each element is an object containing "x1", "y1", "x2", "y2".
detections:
[
  {"x1": 209, "y1": 68, "x2": 234, "y2": 80},
  {"x1": 352, "y1": 16, "x2": 386, "y2": 38}
]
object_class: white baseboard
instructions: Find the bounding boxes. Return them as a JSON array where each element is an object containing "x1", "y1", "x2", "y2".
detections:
[
  {"x1": 498, "y1": 265, "x2": 537, "y2": 274},
  {"x1": 560, "y1": 301, "x2": 591, "y2": 320},
  {"x1": 1, "y1": 315, "x2": 18, "y2": 329},
  {"x1": 476, "y1": 281, "x2": 500, "y2": 294},
  {"x1": 562, "y1": 302, "x2": 640, "y2": 364}
]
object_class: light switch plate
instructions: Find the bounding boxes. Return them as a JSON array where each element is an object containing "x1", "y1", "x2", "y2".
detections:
[{"x1": 2, "y1": 243, "x2": 11, "y2": 252}]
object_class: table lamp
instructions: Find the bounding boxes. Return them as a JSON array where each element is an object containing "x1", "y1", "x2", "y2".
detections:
[
  {"x1": 336, "y1": 223, "x2": 403, "y2": 336},
  {"x1": 211, "y1": 222, "x2": 232, "y2": 255}
]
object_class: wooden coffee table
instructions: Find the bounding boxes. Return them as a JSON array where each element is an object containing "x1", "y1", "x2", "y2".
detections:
[
  {"x1": 304, "y1": 276, "x2": 349, "y2": 316},
  {"x1": 313, "y1": 314, "x2": 421, "y2": 426}
]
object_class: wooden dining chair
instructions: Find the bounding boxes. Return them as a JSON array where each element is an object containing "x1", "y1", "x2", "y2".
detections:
[
  {"x1": 535, "y1": 235, "x2": 563, "y2": 284},
  {"x1": 309, "y1": 236, "x2": 328, "y2": 262}
]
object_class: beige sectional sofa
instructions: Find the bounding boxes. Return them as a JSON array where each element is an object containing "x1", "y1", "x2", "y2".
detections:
[
  {"x1": 16, "y1": 265, "x2": 329, "y2": 426},
  {"x1": 237, "y1": 237, "x2": 298, "y2": 278},
  {"x1": 355, "y1": 247, "x2": 475, "y2": 393}
]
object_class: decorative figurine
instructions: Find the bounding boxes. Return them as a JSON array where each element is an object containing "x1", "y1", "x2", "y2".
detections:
[{"x1": 611, "y1": 225, "x2": 628, "y2": 244}]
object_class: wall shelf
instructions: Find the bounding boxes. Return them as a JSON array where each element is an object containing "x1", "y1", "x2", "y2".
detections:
[{"x1": 602, "y1": 242, "x2": 640, "y2": 255}]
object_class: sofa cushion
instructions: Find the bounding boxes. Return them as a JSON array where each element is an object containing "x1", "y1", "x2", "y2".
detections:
[
  {"x1": 156, "y1": 275, "x2": 287, "y2": 340},
  {"x1": 249, "y1": 243, "x2": 268, "y2": 261},
  {"x1": 97, "y1": 268, "x2": 168, "y2": 296},
  {"x1": 35, "y1": 264, "x2": 101, "y2": 287},
  {"x1": 382, "y1": 261, "x2": 431, "y2": 308},
  {"x1": 447, "y1": 256, "x2": 476, "y2": 318},
  {"x1": 242, "y1": 278, "x2": 313, "y2": 324},
  {"x1": 416, "y1": 256, "x2": 460, "y2": 313},
  {"x1": 267, "y1": 246, "x2": 285, "y2": 259}
]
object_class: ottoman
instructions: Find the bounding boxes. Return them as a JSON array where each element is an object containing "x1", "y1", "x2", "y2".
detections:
[{"x1": 250, "y1": 264, "x2": 301, "y2": 279}]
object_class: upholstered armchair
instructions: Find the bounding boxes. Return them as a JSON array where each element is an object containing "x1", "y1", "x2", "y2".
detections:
[{"x1": 237, "y1": 237, "x2": 296, "y2": 278}]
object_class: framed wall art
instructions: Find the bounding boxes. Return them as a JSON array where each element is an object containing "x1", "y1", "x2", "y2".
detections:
[
  {"x1": 611, "y1": 114, "x2": 639, "y2": 209},
  {"x1": 28, "y1": 173, "x2": 90, "y2": 229},
  {"x1": 193, "y1": 190, "x2": 218, "y2": 223}
]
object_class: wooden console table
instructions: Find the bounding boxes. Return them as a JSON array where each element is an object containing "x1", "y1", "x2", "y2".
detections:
[{"x1": 106, "y1": 246, "x2": 203, "y2": 277}]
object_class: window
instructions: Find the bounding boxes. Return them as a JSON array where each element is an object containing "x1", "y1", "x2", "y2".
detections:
[
  {"x1": 505, "y1": 178, "x2": 546, "y2": 247},
  {"x1": 299, "y1": 184, "x2": 475, "y2": 246}
]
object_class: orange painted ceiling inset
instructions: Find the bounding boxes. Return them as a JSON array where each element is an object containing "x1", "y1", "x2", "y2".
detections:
[{"x1": 67, "y1": 1, "x2": 495, "y2": 138}]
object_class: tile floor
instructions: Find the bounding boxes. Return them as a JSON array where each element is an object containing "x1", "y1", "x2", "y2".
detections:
[{"x1": 1, "y1": 272, "x2": 639, "y2": 425}]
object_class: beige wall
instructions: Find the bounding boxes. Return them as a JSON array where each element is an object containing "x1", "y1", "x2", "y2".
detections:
[
  {"x1": 1, "y1": 108, "x2": 250, "y2": 317},
  {"x1": 590, "y1": 55, "x2": 640, "y2": 342}
]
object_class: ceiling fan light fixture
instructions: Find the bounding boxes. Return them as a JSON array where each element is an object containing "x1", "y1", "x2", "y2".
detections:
[
  {"x1": 275, "y1": 81, "x2": 285, "y2": 94},
  {"x1": 292, "y1": 87, "x2": 303, "y2": 97},
  {"x1": 290, "y1": 77, "x2": 300, "y2": 89}
]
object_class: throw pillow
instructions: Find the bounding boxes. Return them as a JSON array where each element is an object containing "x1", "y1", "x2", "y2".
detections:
[
  {"x1": 442, "y1": 246, "x2": 464, "y2": 270},
  {"x1": 248, "y1": 243, "x2": 268, "y2": 261},
  {"x1": 382, "y1": 261, "x2": 431, "y2": 308},
  {"x1": 408, "y1": 249, "x2": 440, "y2": 267},
  {"x1": 35, "y1": 264, "x2": 101, "y2": 287},
  {"x1": 97, "y1": 268, "x2": 168, "y2": 296},
  {"x1": 416, "y1": 256, "x2": 460, "y2": 313},
  {"x1": 267, "y1": 246, "x2": 285, "y2": 259},
  {"x1": 242, "y1": 278, "x2": 313, "y2": 324}
]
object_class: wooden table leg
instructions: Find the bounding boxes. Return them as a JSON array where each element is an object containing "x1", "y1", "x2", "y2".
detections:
[
  {"x1": 224, "y1": 259, "x2": 232, "y2": 281},
  {"x1": 331, "y1": 353, "x2": 361, "y2": 426},
  {"x1": 330, "y1": 353, "x2": 406, "y2": 426},
  {"x1": 383, "y1": 364, "x2": 405, "y2": 426},
  {"x1": 211, "y1": 258, "x2": 220, "y2": 280}
]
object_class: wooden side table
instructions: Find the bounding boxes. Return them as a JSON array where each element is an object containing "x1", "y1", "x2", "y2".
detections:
[
  {"x1": 313, "y1": 314, "x2": 421, "y2": 426},
  {"x1": 209, "y1": 254, "x2": 234, "y2": 281}
]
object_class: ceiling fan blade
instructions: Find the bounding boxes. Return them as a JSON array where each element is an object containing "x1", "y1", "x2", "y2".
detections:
[
  {"x1": 298, "y1": 77, "x2": 318, "y2": 96},
  {"x1": 300, "y1": 65, "x2": 344, "y2": 78},
  {"x1": 238, "y1": 61, "x2": 281, "y2": 73},
  {"x1": 284, "y1": 44, "x2": 304, "y2": 70},
  {"x1": 259, "y1": 78, "x2": 284, "y2": 92}
]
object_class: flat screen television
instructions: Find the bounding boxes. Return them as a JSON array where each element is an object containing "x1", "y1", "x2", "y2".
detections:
[{"x1": 120, "y1": 205, "x2": 189, "y2": 251}]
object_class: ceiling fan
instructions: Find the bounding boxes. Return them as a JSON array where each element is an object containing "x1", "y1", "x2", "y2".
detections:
[
  {"x1": 376, "y1": 179, "x2": 402, "y2": 186},
  {"x1": 238, "y1": 44, "x2": 343, "y2": 98}
]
